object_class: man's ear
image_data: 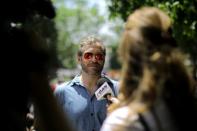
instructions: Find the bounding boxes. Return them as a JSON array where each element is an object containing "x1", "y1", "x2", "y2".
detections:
[{"x1": 77, "y1": 55, "x2": 81, "y2": 63}]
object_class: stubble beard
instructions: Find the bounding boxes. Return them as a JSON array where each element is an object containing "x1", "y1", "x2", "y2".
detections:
[{"x1": 81, "y1": 63, "x2": 104, "y2": 76}]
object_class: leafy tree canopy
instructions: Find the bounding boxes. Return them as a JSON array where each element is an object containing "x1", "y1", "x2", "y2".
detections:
[{"x1": 108, "y1": 0, "x2": 197, "y2": 69}]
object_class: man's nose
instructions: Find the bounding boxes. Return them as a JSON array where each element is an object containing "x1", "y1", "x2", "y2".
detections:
[{"x1": 91, "y1": 56, "x2": 97, "y2": 62}]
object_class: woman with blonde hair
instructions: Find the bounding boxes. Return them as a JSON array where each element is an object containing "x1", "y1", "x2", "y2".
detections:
[{"x1": 101, "y1": 6, "x2": 197, "y2": 131}]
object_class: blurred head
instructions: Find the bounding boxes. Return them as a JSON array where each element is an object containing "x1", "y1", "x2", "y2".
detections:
[
  {"x1": 125, "y1": 7, "x2": 171, "y2": 31},
  {"x1": 77, "y1": 35, "x2": 106, "y2": 75},
  {"x1": 1, "y1": 0, "x2": 57, "y2": 130},
  {"x1": 119, "y1": 7, "x2": 174, "y2": 64},
  {"x1": 115, "y1": 7, "x2": 197, "y2": 131},
  {"x1": 117, "y1": 7, "x2": 192, "y2": 108}
]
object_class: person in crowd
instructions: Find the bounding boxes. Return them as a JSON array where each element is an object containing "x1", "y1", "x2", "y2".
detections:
[
  {"x1": 55, "y1": 35, "x2": 119, "y2": 131},
  {"x1": 1, "y1": 0, "x2": 73, "y2": 131},
  {"x1": 101, "y1": 6, "x2": 197, "y2": 131}
]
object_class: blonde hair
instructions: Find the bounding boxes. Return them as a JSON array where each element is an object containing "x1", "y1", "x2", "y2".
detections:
[
  {"x1": 108, "y1": 7, "x2": 197, "y2": 131},
  {"x1": 125, "y1": 7, "x2": 171, "y2": 31},
  {"x1": 109, "y1": 6, "x2": 193, "y2": 113}
]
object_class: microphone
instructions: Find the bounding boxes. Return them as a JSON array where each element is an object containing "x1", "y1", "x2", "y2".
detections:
[{"x1": 95, "y1": 77, "x2": 115, "y2": 101}]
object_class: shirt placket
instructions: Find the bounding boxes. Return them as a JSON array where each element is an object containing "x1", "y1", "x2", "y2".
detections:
[{"x1": 89, "y1": 95, "x2": 96, "y2": 131}]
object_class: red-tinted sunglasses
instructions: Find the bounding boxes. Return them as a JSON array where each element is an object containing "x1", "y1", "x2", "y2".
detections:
[{"x1": 83, "y1": 52, "x2": 104, "y2": 61}]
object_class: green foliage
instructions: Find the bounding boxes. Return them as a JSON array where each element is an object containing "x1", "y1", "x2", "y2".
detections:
[
  {"x1": 109, "y1": 44, "x2": 121, "y2": 69},
  {"x1": 108, "y1": 0, "x2": 197, "y2": 69}
]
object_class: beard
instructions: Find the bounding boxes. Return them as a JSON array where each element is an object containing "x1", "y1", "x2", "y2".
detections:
[{"x1": 81, "y1": 62, "x2": 104, "y2": 75}]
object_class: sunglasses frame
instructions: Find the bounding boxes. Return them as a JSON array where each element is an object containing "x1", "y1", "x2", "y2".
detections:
[{"x1": 83, "y1": 52, "x2": 104, "y2": 61}]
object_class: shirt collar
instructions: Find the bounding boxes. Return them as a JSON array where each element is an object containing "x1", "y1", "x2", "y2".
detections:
[
  {"x1": 70, "y1": 73, "x2": 107, "y2": 87},
  {"x1": 70, "y1": 75, "x2": 81, "y2": 86}
]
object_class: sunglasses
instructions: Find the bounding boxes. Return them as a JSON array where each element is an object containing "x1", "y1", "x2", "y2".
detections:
[{"x1": 83, "y1": 52, "x2": 104, "y2": 61}]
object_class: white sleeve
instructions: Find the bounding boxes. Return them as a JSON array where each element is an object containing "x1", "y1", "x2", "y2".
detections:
[{"x1": 100, "y1": 107, "x2": 143, "y2": 131}]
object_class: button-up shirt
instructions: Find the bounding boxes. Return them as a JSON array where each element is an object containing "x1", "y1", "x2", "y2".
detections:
[{"x1": 54, "y1": 75, "x2": 119, "y2": 131}]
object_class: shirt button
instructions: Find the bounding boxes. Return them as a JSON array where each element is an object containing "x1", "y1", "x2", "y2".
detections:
[{"x1": 91, "y1": 113, "x2": 94, "y2": 116}]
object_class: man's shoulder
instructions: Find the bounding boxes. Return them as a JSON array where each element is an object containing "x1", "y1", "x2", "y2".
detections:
[
  {"x1": 55, "y1": 75, "x2": 81, "y2": 90},
  {"x1": 54, "y1": 80, "x2": 73, "y2": 94},
  {"x1": 60, "y1": 81, "x2": 72, "y2": 87}
]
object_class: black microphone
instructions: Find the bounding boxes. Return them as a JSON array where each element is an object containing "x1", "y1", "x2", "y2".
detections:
[{"x1": 95, "y1": 77, "x2": 114, "y2": 101}]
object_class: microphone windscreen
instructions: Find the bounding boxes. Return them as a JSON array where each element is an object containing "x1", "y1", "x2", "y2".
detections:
[
  {"x1": 95, "y1": 77, "x2": 114, "y2": 100},
  {"x1": 97, "y1": 77, "x2": 113, "y2": 87}
]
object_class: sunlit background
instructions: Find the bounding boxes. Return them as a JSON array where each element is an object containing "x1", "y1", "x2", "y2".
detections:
[{"x1": 51, "y1": 0, "x2": 123, "y2": 85}]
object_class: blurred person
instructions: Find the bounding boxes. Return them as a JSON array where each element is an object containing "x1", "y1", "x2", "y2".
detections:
[
  {"x1": 55, "y1": 35, "x2": 119, "y2": 131},
  {"x1": 101, "y1": 6, "x2": 197, "y2": 131},
  {"x1": 1, "y1": 0, "x2": 73, "y2": 131}
]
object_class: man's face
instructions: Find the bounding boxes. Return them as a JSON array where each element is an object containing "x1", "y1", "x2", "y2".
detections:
[{"x1": 78, "y1": 43, "x2": 105, "y2": 76}]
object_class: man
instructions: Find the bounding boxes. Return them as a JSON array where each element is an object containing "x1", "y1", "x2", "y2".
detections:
[{"x1": 54, "y1": 35, "x2": 119, "y2": 131}]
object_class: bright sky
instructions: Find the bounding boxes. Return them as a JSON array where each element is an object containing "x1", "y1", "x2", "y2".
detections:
[
  {"x1": 88, "y1": 0, "x2": 108, "y2": 15},
  {"x1": 87, "y1": 0, "x2": 124, "y2": 44},
  {"x1": 62, "y1": 0, "x2": 108, "y2": 15},
  {"x1": 54, "y1": 0, "x2": 123, "y2": 42}
]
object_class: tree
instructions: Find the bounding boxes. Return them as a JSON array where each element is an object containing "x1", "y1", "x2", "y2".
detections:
[{"x1": 108, "y1": 0, "x2": 197, "y2": 78}]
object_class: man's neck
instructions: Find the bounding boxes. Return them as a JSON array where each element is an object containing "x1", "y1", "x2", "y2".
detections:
[{"x1": 80, "y1": 72, "x2": 101, "y2": 95}]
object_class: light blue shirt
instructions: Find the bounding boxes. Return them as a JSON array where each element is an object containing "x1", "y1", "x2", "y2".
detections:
[{"x1": 54, "y1": 75, "x2": 119, "y2": 131}]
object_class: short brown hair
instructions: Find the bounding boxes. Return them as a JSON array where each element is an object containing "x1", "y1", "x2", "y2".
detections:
[{"x1": 78, "y1": 35, "x2": 106, "y2": 56}]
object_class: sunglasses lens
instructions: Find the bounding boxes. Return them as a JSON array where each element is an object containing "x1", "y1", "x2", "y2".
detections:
[
  {"x1": 95, "y1": 54, "x2": 104, "y2": 60},
  {"x1": 83, "y1": 53, "x2": 104, "y2": 61},
  {"x1": 84, "y1": 53, "x2": 93, "y2": 59}
]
